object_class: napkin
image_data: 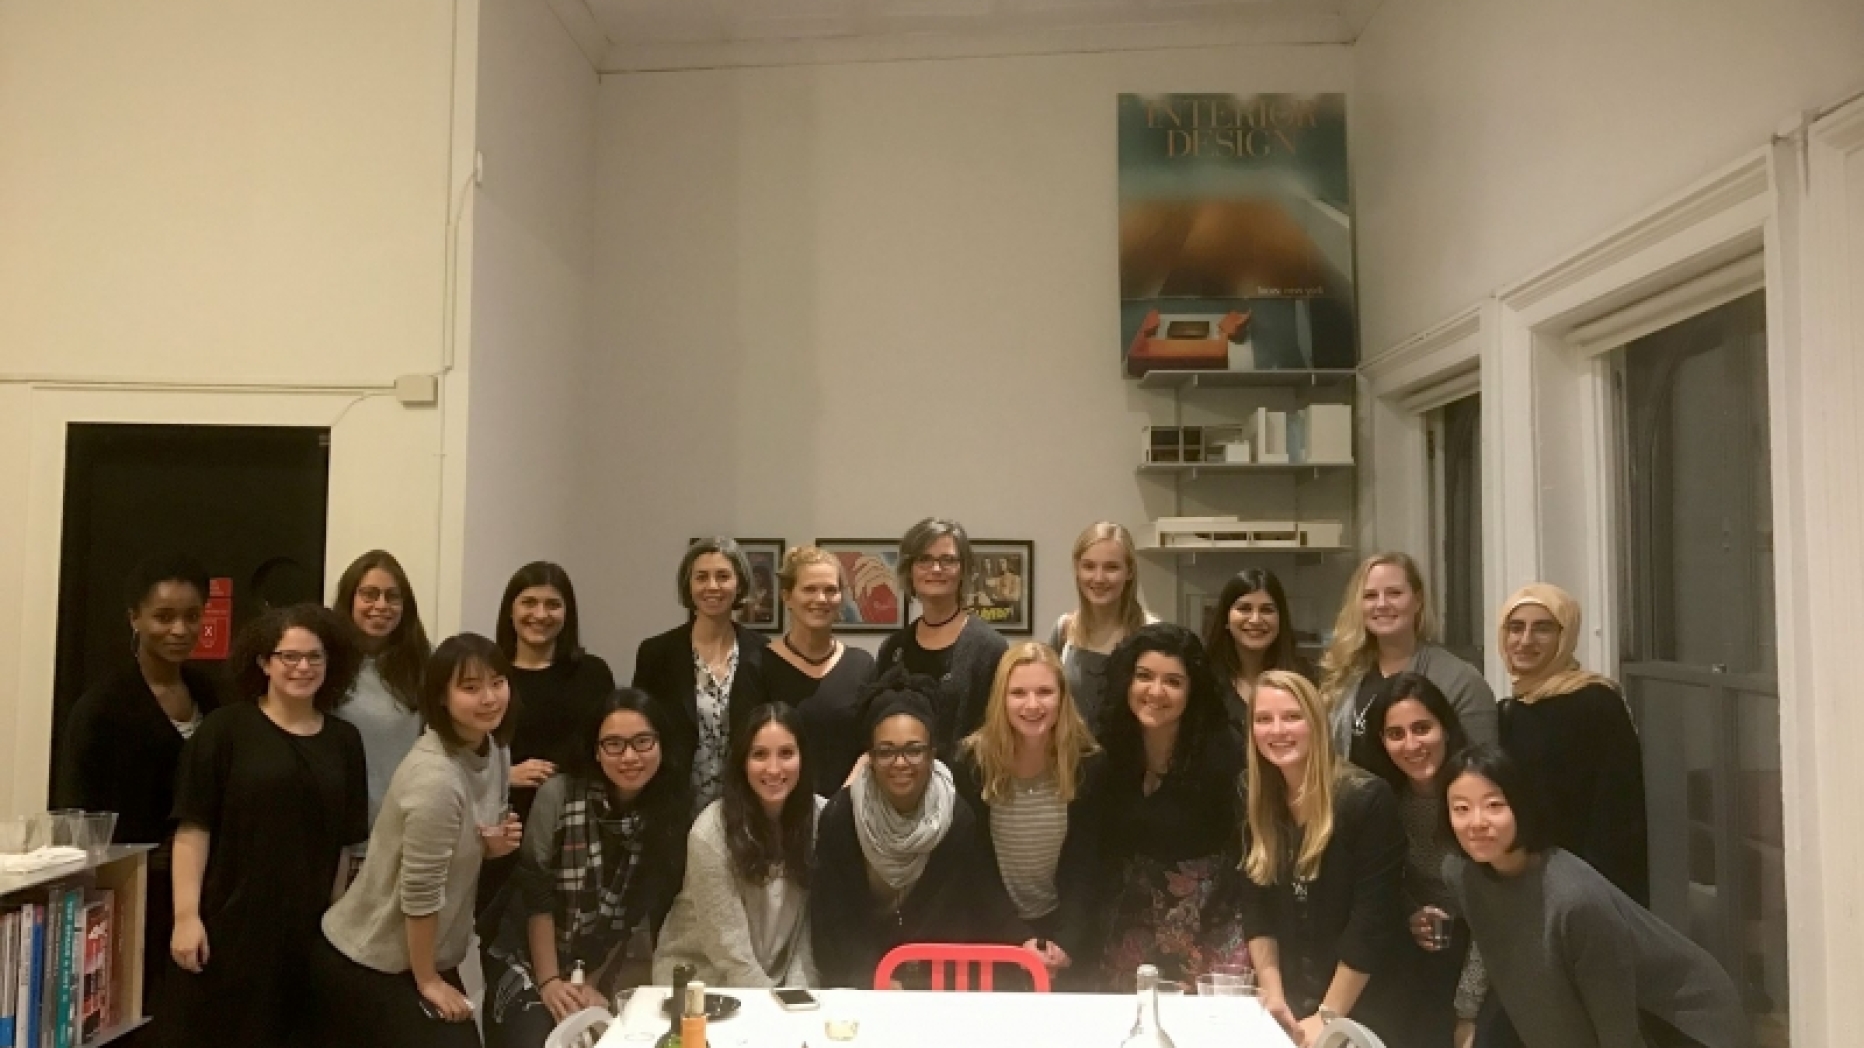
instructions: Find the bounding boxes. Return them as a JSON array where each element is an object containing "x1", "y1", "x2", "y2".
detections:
[{"x1": 0, "y1": 846, "x2": 87, "y2": 874}]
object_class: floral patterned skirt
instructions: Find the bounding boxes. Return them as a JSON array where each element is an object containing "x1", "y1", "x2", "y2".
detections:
[{"x1": 1096, "y1": 852, "x2": 1252, "y2": 992}]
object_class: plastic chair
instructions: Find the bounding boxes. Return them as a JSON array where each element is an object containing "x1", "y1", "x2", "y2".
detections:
[
  {"x1": 1314, "y1": 1017, "x2": 1389, "y2": 1048},
  {"x1": 872, "y1": 943, "x2": 1051, "y2": 992},
  {"x1": 544, "y1": 1005, "x2": 613, "y2": 1048}
]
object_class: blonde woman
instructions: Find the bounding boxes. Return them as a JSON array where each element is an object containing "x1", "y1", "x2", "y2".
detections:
[
  {"x1": 760, "y1": 547, "x2": 878, "y2": 794},
  {"x1": 1047, "y1": 522, "x2": 1155, "y2": 726},
  {"x1": 1240, "y1": 670, "x2": 1408, "y2": 1044},
  {"x1": 1319, "y1": 552, "x2": 1497, "y2": 768},
  {"x1": 954, "y1": 643, "x2": 1105, "y2": 983}
]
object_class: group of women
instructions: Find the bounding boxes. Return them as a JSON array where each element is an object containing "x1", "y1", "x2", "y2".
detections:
[{"x1": 51, "y1": 520, "x2": 1749, "y2": 1048}]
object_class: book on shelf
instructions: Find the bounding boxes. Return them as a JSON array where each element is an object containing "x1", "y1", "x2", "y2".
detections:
[{"x1": 1, "y1": 884, "x2": 117, "y2": 1048}]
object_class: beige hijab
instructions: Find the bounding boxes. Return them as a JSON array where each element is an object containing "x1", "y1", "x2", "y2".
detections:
[{"x1": 1496, "y1": 583, "x2": 1620, "y2": 703}]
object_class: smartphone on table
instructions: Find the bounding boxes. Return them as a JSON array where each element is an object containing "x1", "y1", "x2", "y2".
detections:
[{"x1": 772, "y1": 988, "x2": 819, "y2": 1011}]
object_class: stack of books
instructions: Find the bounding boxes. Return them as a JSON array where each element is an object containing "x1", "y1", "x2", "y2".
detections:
[{"x1": 0, "y1": 886, "x2": 116, "y2": 1048}]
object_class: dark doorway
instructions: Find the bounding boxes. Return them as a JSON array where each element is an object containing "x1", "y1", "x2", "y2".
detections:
[{"x1": 49, "y1": 424, "x2": 332, "y2": 791}]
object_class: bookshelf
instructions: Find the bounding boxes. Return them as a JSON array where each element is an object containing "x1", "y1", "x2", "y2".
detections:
[{"x1": 1, "y1": 845, "x2": 151, "y2": 1048}]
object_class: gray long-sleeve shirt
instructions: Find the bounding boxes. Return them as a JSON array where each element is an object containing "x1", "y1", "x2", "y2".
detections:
[
  {"x1": 323, "y1": 728, "x2": 509, "y2": 973},
  {"x1": 1445, "y1": 849, "x2": 1752, "y2": 1048},
  {"x1": 1328, "y1": 643, "x2": 1498, "y2": 757}
]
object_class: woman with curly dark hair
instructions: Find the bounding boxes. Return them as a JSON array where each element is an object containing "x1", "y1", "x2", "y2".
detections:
[
  {"x1": 654, "y1": 703, "x2": 822, "y2": 987},
  {"x1": 163, "y1": 603, "x2": 369, "y2": 1048},
  {"x1": 1094, "y1": 623, "x2": 1250, "y2": 990}
]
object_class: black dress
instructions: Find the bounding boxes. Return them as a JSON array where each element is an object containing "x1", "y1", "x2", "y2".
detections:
[
  {"x1": 1499, "y1": 683, "x2": 1649, "y2": 905},
  {"x1": 163, "y1": 703, "x2": 368, "y2": 1048},
  {"x1": 760, "y1": 647, "x2": 877, "y2": 795}
]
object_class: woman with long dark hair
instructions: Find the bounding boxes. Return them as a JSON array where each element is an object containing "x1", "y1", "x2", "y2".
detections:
[
  {"x1": 1443, "y1": 746, "x2": 1749, "y2": 1048},
  {"x1": 1358, "y1": 672, "x2": 1485, "y2": 1048},
  {"x1": 1202, "y1": 568, "x2": 1312, "y2": 735},
  {"x1": 331, "y1": 550, "x2": 433, "y2": 832},
  {"x1": 1095, "y1": 623, "x2": 1249, "y2": 990},
  {"x1": 655, "y1": 704, "x2": 822, "y2": 986},
  {"x1": 480, "y1": 689, "x2": 690, "y2": 1048},
  {"x1": 164, "y1": 604, "x2": 367, "y2": 1048}
]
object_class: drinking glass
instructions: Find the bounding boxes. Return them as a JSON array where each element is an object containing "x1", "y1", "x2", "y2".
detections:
[
  {"x1": 80, "y1": 813, "x2": 117, "y2": 860},
  {"x1": 1196, "y1": 974, "x2": 1252, "y2": 997},
  {"x1": 47, "y1": 809, "x2": 83, "y2": 848},
  {"x1": 0, "y1": 817, "x2": 29, "y2": 855}
]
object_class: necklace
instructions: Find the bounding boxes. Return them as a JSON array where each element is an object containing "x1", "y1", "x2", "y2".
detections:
[
  {"x1": 922, "y1": 606, "x2": 963, "y2": 629},
  {"x1": 782, "y1": 633, "x2": 837, "y2": 667}
]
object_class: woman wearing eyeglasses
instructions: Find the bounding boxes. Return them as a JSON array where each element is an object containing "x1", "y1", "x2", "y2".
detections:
[
  {"x1": 480, "y1": 689, "x2": 690, "y2": 1048},
  {"x1": 810, "y1": 673, "x2": 1022, "y2": 988},
  {"x1": 330, "y1": 550, "x2": 433, "y2": 834},
  {"x1": 164, "y1": 604, "x2": 369, "y2": 1048},
  {"x1": 876, "y1": 518, "x2": 1008, "y2": 756}
]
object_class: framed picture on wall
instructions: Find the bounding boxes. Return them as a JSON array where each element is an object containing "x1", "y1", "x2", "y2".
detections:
[
  {"x1": 815, "y1": 538, "x2": 906, "y2": 633},
  {"x1": 968, "y1": 539, "x2": 1034, "y2": 635},
  {"x1": 690, "y1": 537, "x2": 785, "y2": 633}
]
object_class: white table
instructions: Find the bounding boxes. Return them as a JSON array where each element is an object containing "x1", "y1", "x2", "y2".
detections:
[{"x1": 599, "y1": 986, "x2": 1293, "y2": 1047}]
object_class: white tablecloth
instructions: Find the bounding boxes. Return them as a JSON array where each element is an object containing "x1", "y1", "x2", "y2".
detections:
[{"x1": 598, "y1": 986, "x2": 1293, "y2": 1048}]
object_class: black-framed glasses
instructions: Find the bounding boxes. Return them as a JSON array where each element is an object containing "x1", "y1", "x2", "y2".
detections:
[
  {"x1": 599, "y1": 733, "x2": 660, "y2": 756},
  {"x1": 913, "y1": 555, "x2": 962, "y2": 572},
  {"x1": 870, "y1": 743, "x2": 932, "y2": 766},
  {"x1": 269, "y1": 650, "x2": 327, "y2": 668}
]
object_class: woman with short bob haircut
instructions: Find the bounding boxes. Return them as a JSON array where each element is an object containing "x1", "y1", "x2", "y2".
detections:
[
  {"x1": 1048, "y1": 522, "x2": 1154, "y2": 727},
  {"x1": 655, "y1": 703, "x2": 823, "y2": 988},
  {"x1": 1203, "y1": 567, "x2": 1311, "y2": 735},
  {"x1": 633, "y1": 537, "x2": 770, "y2": 813},
  {"x1": 165, "y1": 604, "x2": 368, "y2": 1048},
  {"x1": 316, "y1": 634, "x2": 519, "y2": 1047},
  {"x1": 955, "y1": 643, "x2": 1106, "y2": 981},
  {"x1": 1240, "y1": 670, "x2": 1407, "y2": 1045},
  {"x1": 1319, "y1": 552, "x2": 1496, "y2": 768},
  {"x1": 1441, "y1": 746, "x2": 1750, "y2": 1048},
  {"x1": 876, "y1": 518, "x2": 1008, "y2": 755}
]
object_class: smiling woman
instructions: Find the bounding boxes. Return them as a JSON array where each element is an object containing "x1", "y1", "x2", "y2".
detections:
[
  {"x1": 760, "y1": 547, "x2": 877, "y2": 794},
  {"x1": 331, "y1": 550, "x2": 434, "y2": 833}
]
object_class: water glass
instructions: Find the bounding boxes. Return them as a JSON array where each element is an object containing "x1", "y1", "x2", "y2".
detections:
[
  {"x1": 79, "y1": 813, "x2": 117, "y2": 860},
  {"x1": 47, "y1": 809, "x2": 83, "y2": 849},
  {"x1": 1196, "y1": 973, "x2": 1253, "y2": 997},
  {"x1": 0, "y1": 817, "x2": 30, "y2": 855}
]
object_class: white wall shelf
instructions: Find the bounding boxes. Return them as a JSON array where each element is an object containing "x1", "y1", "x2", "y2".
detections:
[
  {"x1": 1135, "y1": 368, "x2": 1357, "y2": 389},
  {"x1": 1136, "y1": 462, "x2": 1352, "y2": 477}
]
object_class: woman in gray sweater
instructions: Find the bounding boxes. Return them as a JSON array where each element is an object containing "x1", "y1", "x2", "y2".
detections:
[
  {"x1": 1442, "y1": 745, "x2": 1751, "y2": 1048},
  {"x1": 314, "y1": 634, "x2": 519, "y2": 1048},
  {"x1": 655, "y1": 703, "x2": 822, "y2": 986}
]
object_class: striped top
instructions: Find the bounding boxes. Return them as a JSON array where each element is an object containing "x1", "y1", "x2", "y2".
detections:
[{"x1": 988, "y1": 773, "x2": 1068, "y2": 920}]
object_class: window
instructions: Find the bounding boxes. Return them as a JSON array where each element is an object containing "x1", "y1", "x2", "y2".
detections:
[{"x1": 1427, "y1": 394, "x2": 1483, "y2": 668}]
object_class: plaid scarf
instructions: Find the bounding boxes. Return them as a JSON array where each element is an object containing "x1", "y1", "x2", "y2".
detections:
[{"x1": 489, "y1": 778, "x2": 646, "y2": 1021}]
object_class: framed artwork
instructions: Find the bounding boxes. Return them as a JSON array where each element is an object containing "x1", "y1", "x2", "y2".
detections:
[
  {"x1": 690, "y1": 537, "x2": 785, "y2": 633},
  {"x1": 968, "y1": 539, "x2": 1034, "y2": 634},
  {"x1": 815, "y1": 538, "x2": 906, "y2": 633}
]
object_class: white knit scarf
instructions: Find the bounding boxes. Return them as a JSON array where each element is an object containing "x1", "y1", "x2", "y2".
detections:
[{"x1": 852, "y1": 758, "x2": 956, "y2": 893}]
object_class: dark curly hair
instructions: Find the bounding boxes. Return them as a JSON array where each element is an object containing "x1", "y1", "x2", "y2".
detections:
[
  {"x1": 1098, "y1": 622, "x2": 1228, "y2": 781},
  {"x1": 122, "y1": 552, "x2": 209, "y2": 612},
  {"x1": 228, "y1": 603, "x2": 360, "y2": 713},
  {"x1": 858, "y1": 668, "x2": 943, "y2": 748},
  {"x1": 721, "y1": 703, "x2": 815, "y2": 890}
]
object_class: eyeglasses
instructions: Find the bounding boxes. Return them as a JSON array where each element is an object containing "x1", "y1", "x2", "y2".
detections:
[
  {"x1": 1504, "y1": 621, "x2": 1561, "y2": 640},
  {"x1": 357, "y1": 586, "x2": 405, "y2": 606},
  {"x1": 913, "y1": 555, "x2": 962, "y2": 572},
  {"x1": 270, "y1": 650, "x2": 327, "y2": 668},
  {"x1": 870, "y1": 743, "x2": 932, "y2": 766},
  {"x1": 599, "y1": 733, "x2": 660, "y2": 755}
]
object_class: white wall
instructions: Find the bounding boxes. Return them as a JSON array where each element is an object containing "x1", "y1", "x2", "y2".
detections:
[
  {"x1": 0, "y1": 0, "x2": 469, "y2": 814},
  {"x1": 459, "y1": 0, "x2": 600, "y2": 636},
  {"x1": 584, "y1": 46, "x2": 1353, "y2": 672},
  {"x1": 1352, "y1": 0, "x2": 1864, "y2": 356}
]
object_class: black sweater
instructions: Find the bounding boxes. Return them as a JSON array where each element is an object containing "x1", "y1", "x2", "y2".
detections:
[
  {"x1": 1238, "y1": 767, "x2": 1409, "y2": 1020},
  {"x1": 876, "y1": 616, "x2": 1008, "y2": 757},
  {"x1": 951, "y1": 750, "x2": 1107, "y2": 961},
  {"x1": 809, "y1": 783, "x2": 1022, "y2": 988},
  {"x1": 54, "y1": 664, "x2": 222, "y2": 846},
  {"x1": 1500, "y1": 683, "x2": 1650, "y2": 905}
]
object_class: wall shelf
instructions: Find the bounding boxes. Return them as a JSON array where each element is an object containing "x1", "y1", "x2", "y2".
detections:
[
  {"x1": 1136, "y1": 462, "x2": 1352, "y2": 477},
  {"x1": 1135, "y1": 368, "x2": 1357, "y2": 390},
  {"x1": 1138, "y1": 545, "x2": 1352, "y2": 557}
]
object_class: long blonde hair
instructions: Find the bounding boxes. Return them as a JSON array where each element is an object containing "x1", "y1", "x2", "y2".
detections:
[
  {"x1": 1064, "y1": 522, "x2": 1148, "y2": 647},
  {"x1": 1319, "y1": 552, "x2": 1439, "y2": 703},
  {"x1": 1243, "y1": 669, "x2": 1339, "y2": 885},
  {"x1": 1498, "y1": 583, "x2": 1620, "y2": 703},
  {"x1": 961, "y1": 642, "x2": 1100, "y2": 804}
]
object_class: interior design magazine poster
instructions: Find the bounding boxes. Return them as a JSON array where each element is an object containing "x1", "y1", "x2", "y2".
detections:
[{"x1": 1117, "y1": 93, "x2": 1355, "y2": 375}]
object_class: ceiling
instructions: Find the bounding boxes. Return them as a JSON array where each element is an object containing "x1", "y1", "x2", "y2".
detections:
[{"x1": 550, "y1": 0, "x2": 1385, "y2": 72}]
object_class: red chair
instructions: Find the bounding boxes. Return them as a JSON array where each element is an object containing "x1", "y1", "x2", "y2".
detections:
[{"x1": 872, "y1": 943, "x2": 1051, "y2": 992}]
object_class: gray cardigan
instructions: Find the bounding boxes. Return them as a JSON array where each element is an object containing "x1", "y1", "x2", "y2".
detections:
[
  {"x1": 323, "y1": 729, "x2": 509, "y2": 973},
  {"x1": 876, "y1": 615, "x2": 1008, "y2": 755},
  {"x1": 1446, "y1": 849, "x2": 1752, "y2": 1048},
  {"x1": 1327, "y1": 643, "x2": 1498, "y2": 756}
]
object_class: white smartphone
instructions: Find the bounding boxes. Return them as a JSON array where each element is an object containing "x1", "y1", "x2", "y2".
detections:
[{"x1": 772, "y1": 988, "x2": 820, "y2": 1011}]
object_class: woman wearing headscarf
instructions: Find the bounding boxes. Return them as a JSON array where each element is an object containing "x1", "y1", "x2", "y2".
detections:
[{"x1": 1496, "y1": 583, "x2": 1648, "y2": 905}]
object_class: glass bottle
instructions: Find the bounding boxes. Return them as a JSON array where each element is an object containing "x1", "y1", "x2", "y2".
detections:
[
  {"x1": 1118, "y1": 964, "x2": 1177, "y2": 1048},
  {"x1": 654, "y1": 963, "x2": 695, "y2": 1048}
]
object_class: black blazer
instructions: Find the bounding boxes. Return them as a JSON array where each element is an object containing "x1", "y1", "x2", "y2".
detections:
[
  {"x1": 631, "y1": 620, "x2": 770, "y2": 772},
  {"x1": 951, "y1": 749, "x2": 1107, "y2": 962}
]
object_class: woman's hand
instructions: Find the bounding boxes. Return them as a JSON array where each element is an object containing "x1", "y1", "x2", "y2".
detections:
[
  {"x1": 511, "y1": 759, "x2": 556, "y2": 789},
  {"x1": 1261, "y1": 992, "x2": 1297, "y2": 1041},
  {"x1": 1293, "y1": 1014, "x2": 1327, "y2": 1046},
  {"x1": 539, "y1": 978, "x2": 588, "y2": 1023},
  {"x1": 1020, "y1": 938, "x2": 1071, "y2": 971},
  {"x1": 418, "y1": 976, "x2": 475, "y2": 1022},
  {"x1": 1410, "y1": 905, "x2": 1449, "y2": 951},
  {"x1": 170, "y1": 915, "x2": 209, "y2": 972},
  {"x1": 481, "y1": 812, "x2": 523, "y2": 859}
]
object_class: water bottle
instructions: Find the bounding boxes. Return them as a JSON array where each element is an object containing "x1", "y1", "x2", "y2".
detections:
[{"x1": 1118, "y1": 964, "x2": 1177, "y2": 1048}]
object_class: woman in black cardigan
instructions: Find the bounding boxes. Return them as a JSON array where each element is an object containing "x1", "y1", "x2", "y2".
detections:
[
  {"x1": 632, "y1": 537, "x2": 769, "y2": 813},
  {"x1": 811, "y1": 674, "x2": 1021, "y2": 988},
  {"x1": 1241, "y1": 669, "x2": 1408, "y2": 1045},
  {"x1": 875, "y1": 518, "x2": 1007, "y2": 756},
  {"x1": 953, "y1": 642, "x2": 1105, "y2": 986}
]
